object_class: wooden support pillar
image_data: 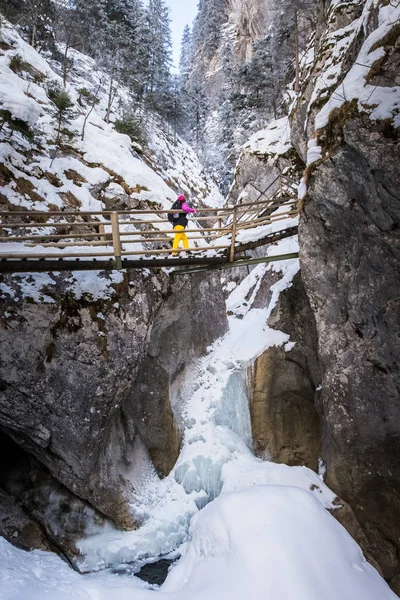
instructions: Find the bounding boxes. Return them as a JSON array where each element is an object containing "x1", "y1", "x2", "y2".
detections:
[
  {"x1": 99, "y1": 223, "x2": 106, "y2": 242},
  {"x1": 111, "y1": 212, "x2": 122, "y2": 270},
  {"x1": 229, "y1": 207, "x2": 238, "y2": 263}
]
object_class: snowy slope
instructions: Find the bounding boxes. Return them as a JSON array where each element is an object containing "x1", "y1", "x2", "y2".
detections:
[
  {"x1": 313, "y1": 0, "x2": 400, "y2": 130},
  {"x1": 0, "y1": 21, "x2": 222, "y2": 217},
  {"x1": 0, "y1": 22, "x2": 224, "y2": 265},
  {"x1": 243, "y1": 116, "x2": 292, "y2": 159}
]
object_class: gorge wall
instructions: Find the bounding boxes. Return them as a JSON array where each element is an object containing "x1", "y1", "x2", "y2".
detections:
[
  {"x1": 186, "y1": 0, "x2": 317, "y2": 190},
  {"x1": 296, "y1": 0, "x2": 400, "y2": 587},
  {"x1": 229, "y1": 0, "x2": 400, "y2": 589},
  {"x1": 0, "y1": 268, "x2": 227, "y2": 558}
]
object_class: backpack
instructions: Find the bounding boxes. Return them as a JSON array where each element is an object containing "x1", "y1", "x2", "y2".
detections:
[{"x1": 168, "y1": 200, "x2": 181, "y2": 224}]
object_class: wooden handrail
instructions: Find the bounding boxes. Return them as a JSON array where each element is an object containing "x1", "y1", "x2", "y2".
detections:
[
  {"x1": 24, "y1": 233, "x2": 227, "y2": 248},
  {"x1": 236, "y1": 211, "x2": 298, "y2": 232},
  {"x1": 120, "y1": 245, "x2": 229, "y2": 256},
  {"x1": 0, "y1": 221, "x2": 107, "y2": 229},
  {"x1": 0, "y1": 188, "x2": 299, "y2": 270},
  {"x1": 0, "y1": 207, "x2": 231, "y2": 217}
]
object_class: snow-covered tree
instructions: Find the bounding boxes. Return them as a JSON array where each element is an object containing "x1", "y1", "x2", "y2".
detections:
[
  {"x1": 185, "y1": 80, "x2": 208, "y2": 149},
  {"x1": 0, "y1": 0, "x2": 56, "y2": 49},
  {"x1": 144, "y1": 0, "x2": 173, "y2": 114},
  {"x1": 237, "y1": 36, "x2": 278, "y2": 110},
  {"x1": 272, "y1": 0, "x2": 317, "y2": 91},
  {"x1": 179, "y1": 24, "x2": 192, "y2": 84},
  {"x1": 192, "y1": 0, "x2": 228, "y2": 59}
]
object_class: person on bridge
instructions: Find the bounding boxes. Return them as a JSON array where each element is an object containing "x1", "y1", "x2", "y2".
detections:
[{"x1": 169, "y1": 194, "x2": 196, "y2": 256}]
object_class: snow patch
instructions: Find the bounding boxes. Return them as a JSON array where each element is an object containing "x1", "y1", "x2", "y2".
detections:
[
  {"x1": 244, "y1": 116, "x2": 292, "y2": 160},
  {"x1": 66, "y1": 271, "x2": 124, "y2": 301}
]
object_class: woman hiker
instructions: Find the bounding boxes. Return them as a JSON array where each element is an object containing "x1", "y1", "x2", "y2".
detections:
[{"x1": 168, "y1": 194, "x2": 197, "y2": 256}]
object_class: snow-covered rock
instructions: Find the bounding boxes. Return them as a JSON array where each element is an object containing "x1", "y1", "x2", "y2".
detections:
[{"x1": 227, "y1": 115, "x2": 300, "y2": 208}]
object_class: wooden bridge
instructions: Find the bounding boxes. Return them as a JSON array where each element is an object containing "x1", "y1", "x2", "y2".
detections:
[{"x1": 0, "y1": 176, "x2": 299, "y2": 274}]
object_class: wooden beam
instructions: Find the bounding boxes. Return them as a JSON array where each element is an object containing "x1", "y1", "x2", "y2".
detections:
[
  {"x1": 173, "y1": 252, "x2": 299, "y2": 276},
  {"x1": 0, "y1": 221, "x2": 105, "y2": 229},
  {"x1": 236, "y1": 210, "x2": 298, "y2": 232},
  {"x1": 0, "y1": 207, "x2": 231, "y2": 216},
  {"x1": 0, "y1": 251, "x2": 115, "y2": 259},
  {"x1": 0, "y1": 255, "x2": 227, "y2": 274},
  {"x1": 120, "y1": 245, "x2": 229, "y2": 256}
]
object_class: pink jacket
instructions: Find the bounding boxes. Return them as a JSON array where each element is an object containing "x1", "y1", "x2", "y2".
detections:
[{"x1": 181, "y1": 202, "x2": 196, "y2": 214}]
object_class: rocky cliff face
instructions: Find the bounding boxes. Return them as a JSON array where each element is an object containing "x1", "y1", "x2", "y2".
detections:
[
  {"x1": 188, "y1": 0, "x2": 316, "y2": 190},
  {"x1": 0, "y1": 269, "x2": 227, "y2": 557},
  {"x1": 224, "y1": 0, "x2": 271, "y2": 66},
  {"x1": 293, "y1": 0, "x2": 400, "y2": 587},
  {"x1": 230, "y1": 0, "x2": 400, "y2": 589},
  {"x1": 0, "y1": 269, "x2": 169, "y2": 532},
  {"x1": 249, "y1": 271, "x2": 321, "y2": 469}
]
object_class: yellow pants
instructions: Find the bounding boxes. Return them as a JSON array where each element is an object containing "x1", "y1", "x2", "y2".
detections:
[{"x1": 172, "y1": 225, "x2": 189, "y2": 255}]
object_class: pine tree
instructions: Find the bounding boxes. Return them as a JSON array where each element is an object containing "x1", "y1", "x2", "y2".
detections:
[
  {"x1": 0, "y1": 0, "x2": 56, "y2": 50},
  {"x1": 274, "y1": 0, "x2": 317, "y2": 92},
  {"x1": 179, "y1": 24, "x2": 192, "y2": 85},
  {"x1": 192, "y1": 0, "x2": 227, "y2": 59},
  {"x1": 48, "y1": 86, "x2": 75, "y2": 144},
  {"x1": 95, "y1": 21, "x2": 126, "y2": 122},
  {"x1": 144, "y1": 0, "x2": 173, "y2": 114},
  {"x1": 186, "y1": 80, "x2": 208, "y2": 149},
  {"x1": 237, "y1": 37, "x2": 276, "y2": 109}
]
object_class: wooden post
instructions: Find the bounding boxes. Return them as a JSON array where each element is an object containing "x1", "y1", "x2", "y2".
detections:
[
  {"x1": 279, "y1": 172, "x2": 283, "y2": 197},
  {"x1": 218, "y1": 218, "x2": 223, "y2": 230},
  {"x1": 229, "y1": 207, "x2": 238, "y2": 263},
  {"x1": 99, "y1": 223, "x2": 106, "y2": 242},
  {"x1": 111, "y1": 212, "x2": 122, "y2": 270}
]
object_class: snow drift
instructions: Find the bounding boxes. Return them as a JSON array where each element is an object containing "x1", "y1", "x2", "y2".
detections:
[{"x1": 1, "y1": 485, "x2": 397, "y2": 600}]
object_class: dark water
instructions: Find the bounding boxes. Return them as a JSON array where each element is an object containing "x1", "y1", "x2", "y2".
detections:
[
  {"x1": 135, "y1": 559, "x2": 174, "y2": 585},
  {"x1": 112, "y1": 559, "x2": 174, "y2": 586}
]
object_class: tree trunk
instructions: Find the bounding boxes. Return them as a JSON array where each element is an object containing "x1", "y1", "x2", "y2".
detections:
[
  {"x1": 105, "y1": 74, "x2": 115, "y2": 124},
  {"x1": 82, "y1": 82, "x2": 102, "y2": 140},
  {"x1": 63, "y1": 43, "x2": 70, "y2": 88},
  {"x1": 56, "y1": 112, "x2": 62, "y2": 144},
  {"x1": 294, "y1": 9, "x2": 300, "y2": 93},
  {"x1": 30, "y1": 8, "x2": 38, "y2": 49}
]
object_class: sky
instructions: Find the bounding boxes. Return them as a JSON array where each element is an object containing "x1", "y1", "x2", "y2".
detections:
[{"x1": 165, "y1": 0, "x2": 198, "y2": 71}]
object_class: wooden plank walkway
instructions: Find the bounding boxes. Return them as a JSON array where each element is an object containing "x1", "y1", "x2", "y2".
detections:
[{"x1": 0, "y1": 175, "x2": 299, "y2": 274}]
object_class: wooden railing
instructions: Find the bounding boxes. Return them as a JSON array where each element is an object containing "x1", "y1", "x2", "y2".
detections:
[
  {"x1": 226, "y1": 174, "x2": 297, "y2": 225},
  {"x1": 0, "y1": 186, "x2": 298, "y2": 271}
]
